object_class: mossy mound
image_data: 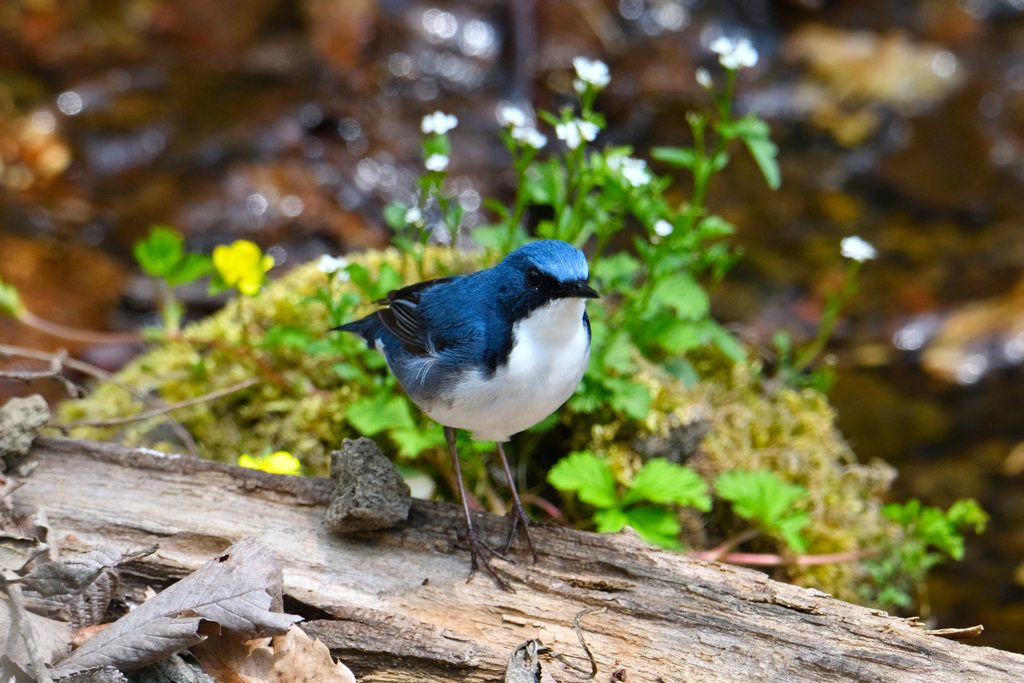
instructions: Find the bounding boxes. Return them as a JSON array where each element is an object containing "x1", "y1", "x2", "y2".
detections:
[{"x1": 57, "y1": 246, "x2": 898, "y2": 603}]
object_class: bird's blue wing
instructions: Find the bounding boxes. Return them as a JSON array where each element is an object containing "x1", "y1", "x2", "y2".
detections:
[{"x1": 360, "y1": 274, "x2": 456, "y2": 356}]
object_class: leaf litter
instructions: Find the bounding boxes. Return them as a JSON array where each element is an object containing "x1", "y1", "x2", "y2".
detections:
[{"x1": 1, "y1": 528, "x2": 354, "y2": 682}]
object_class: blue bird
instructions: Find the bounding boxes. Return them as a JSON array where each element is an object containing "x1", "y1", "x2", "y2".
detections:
[{"x1": 338, "y1": 239, "x2": 599, "y2": 587}]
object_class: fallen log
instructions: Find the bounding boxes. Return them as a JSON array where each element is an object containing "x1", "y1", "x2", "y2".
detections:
[{"x1": 11, "y1": 437, "x2": 1024, "y2": 682}]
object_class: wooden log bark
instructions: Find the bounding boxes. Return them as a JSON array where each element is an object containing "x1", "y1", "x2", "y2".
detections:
[{"x1": 11, "y1": 436, "x2": 1024, "y2": 682}]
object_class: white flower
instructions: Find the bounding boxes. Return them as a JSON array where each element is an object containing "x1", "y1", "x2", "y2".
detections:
[
  {"x1": 405, "y1": 206, "x2": 423, "y2": 224},
  {"x1": 840, "y1": 236, "x2": 877, "y2": 262},
  {"x1": 620, "y1": 157, "x2": 651, "y2": 187},
  {"x1": 425, "y1": 153, "x2": 449, "y2": 172},
  {"x1": 555, "y1": 122, "x2": 579, "y2": 149},
  {"x1": 556, "y1": 119, "x2": 599, "y2": 149},
  {"x1": 711, "y1": 36, "x2": 758, "y2": 70},
  {"x1": 511, "y1": 126, "x2": 547, "y2": 149},
  {"x1": 654, "y1": 219, "x2": 674, "y2": 237},
  {"x1": 496, "y1": 104, "x2": 527, "y2": 128},
  {"x1": 317, "y1": 254, "x2": 348, "y2": 274},
  {"x1": 573, "y1": 56, "x2": 611, "y2": 88},
  {"x1": 573, "y1": 78, "x2": 587, "y2": 94},
  {"x1": 696, "y1": 67, "x2": 713, "y2": 89},
  {"x1": 421, "y1": 111, "x2": 458, "y2": 135}
]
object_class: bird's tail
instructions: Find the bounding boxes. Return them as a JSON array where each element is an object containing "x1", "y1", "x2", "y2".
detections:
[{"x1": 332, "y1": 314, "x2": 382, "y2": 346}]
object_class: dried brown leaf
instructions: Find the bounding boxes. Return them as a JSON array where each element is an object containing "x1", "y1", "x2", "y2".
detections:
[
  {"x1": 272, "y1": 625, "x2": 355, "y2": 683},
  {"x1": 0, "y1": 532, "x2": 47, "y2": 572},
  {"x1": 22, "y1": 546, "x2": 124, "y2": 628},
  {"x1": 51, "y1": 537, "x2": 299, "y2": 677},
  {"x1": 0, "y1": 597, "x2": 72, "y2": 670},
  {"x1": 191, "y1": 632, "x2": 275, "y2": 683}
]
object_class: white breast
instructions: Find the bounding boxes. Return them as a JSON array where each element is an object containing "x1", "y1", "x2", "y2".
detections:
[{"x1": 422, "y1": 298, "x2": 591, "y2": 442}]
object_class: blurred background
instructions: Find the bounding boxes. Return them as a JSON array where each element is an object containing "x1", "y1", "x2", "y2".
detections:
[{"x1": 1, "y1": 0, "x2": 1023, "y2": 653}]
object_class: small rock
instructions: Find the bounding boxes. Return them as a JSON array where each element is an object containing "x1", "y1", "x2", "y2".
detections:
[
  {"x1": 325, "y1": 437, "x2": 410, "y2": 533},
  {"x1": 0, "y1": 395, "x2": 50, "y2": 471}
]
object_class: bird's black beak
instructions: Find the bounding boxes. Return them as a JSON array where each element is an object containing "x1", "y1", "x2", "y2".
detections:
[{"x1": 562, "y1": 279, "x2": 600, "y2": 299}]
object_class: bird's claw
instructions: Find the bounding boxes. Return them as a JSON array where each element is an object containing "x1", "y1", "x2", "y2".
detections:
[
  {"x1": 460, "y1": 524, "x2": 514, "y2": 591},
  {"x1": 503, "y1": 502, "x2": 538, "y2": 563}
]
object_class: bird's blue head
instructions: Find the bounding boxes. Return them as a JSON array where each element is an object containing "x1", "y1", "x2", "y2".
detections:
[
  {"x1": 503, "y1": 240, "x2": 590, "y2": 284},
  {"x1": 490, "y1": 240, "x2": 598, "y2": 319}
]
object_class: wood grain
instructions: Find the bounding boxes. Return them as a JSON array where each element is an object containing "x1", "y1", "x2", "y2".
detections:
[{"x1": 13, "y1": 437, "x2": 1024, "y2": 682}]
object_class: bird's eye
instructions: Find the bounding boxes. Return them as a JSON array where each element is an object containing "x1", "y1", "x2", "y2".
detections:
[{"x1": 524, "y1": 267, "x2": 543, "y2": 288}]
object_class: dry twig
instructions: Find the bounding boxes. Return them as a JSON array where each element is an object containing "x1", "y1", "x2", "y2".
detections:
[
  {"x1": 0, "y1": 349, "x2": 81, "y2": 398},
  {"x1": 17, "y1": 311, "x2": 142, "y2": 345},
  {"x1": 0, "y1": 344, "x2": 200, "y2": 458},
  {"x1": 55, "y1": 378, "x2": 259, "y2": 430}
]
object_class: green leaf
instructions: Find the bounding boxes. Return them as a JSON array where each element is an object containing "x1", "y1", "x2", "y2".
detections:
[
  {"x1": 715, "y1": 470, "x2": 807, "y2": 524},
  {"x1": 593, "y1": 252, "x2": 641, "y2": 293},
  {"x1": 876, "y1": 586, "x2": 914, "y2": 610},
  {"x1": 716, "y1": 117, "x2": 770, "y2": 140},
  {"x1": 165, "y1": 252, "x2": 212, "y2": 287},
  {"x1": 625, "y1": 459, "x2": 711, "y2": 511},
  {"x1": 526, "y1": 411, "x2": 561, "y2": 434},
  {"x1": 704, "y1": 320, "x2": 746, "y2": 363},
  {"x1": 651, "y1": 147, "x2": 696, "y2": 169},
  {"x1": 376, "y1": 263, "x2": 404, "y2": 298},
  {"x1": 624, "y1": 505, "x2": 682, "y2": 549},
  {"x1": 603, "y1": 377, "x2": 651, "y2": 419},
  {"x1": 391, "y1": 424, "x2": 446, "y2": 458},
  {"x1": 346, "y1": 394, "x2": 416, "y2": 435},
  {"x1": 0, "y1": 275, "x2": 25, "y2": 317},
  {"x1": 332, "y1": 363, "x2": 363, "y2": 380},
  {"x1": 601, "y1": 332, "x2": 635, "y2": 374},
  {"x1": 547, "y1": 451, "x2": 618, "y2": 509},
  {"x1": 567, "y1": 384, "x2": 603, "y2": 414},
  {"x1": 593, "y1": 507, "x2": 630, "y2": 533},
  {"x1": 482, "y1": 199, "x2": 509, "y2": 220},
  {"x1": 883, "y1": 498, "x2": 988, "y2": 562},
  {"x1": 134, "y1": 225, "x2": 184, "y2": 278},
  {"x1": 652, "y1": 273, "x2": 709, "y2": 319},
  {"x1": 714, "y1": 469, "x2": 811, "y2": 553},
  {"x1": 649, "y1": 319, "x2": 704, "y2": 354},
  {"x1": 946, "y1": 498, "x2": 989, "y2": 534},
  {"x1": 744, "y1": 135, "x2": 781, "y2": 190},
  {"x1": 260, "y1": 326, "x2": 310, "y2": 350},
  {"x1": 663, "y1": 357, "x2": 699, "y2": 386},
  {"x1": 344, "y1": 263, "x2": 374, "y2": 297},
  {"x1": 383, "y1": 200, "x2": 410, "y2": 229},
  {"x1": 696, "y1": 215, "x2": 735, "y2": 237},
  {"x1": 775, "y1": 511, "x2": 812, "y2": 554}
]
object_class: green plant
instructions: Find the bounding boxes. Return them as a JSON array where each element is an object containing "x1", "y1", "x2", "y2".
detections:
[
  {"x1": 771, "y1": 235, "x2": 877, "y2": 391},
  {"x1": 860, "y1": 498, "x2": 988, "y2": 611},
  {"x1": 133, "y1": 226, "x2": 212, "y2": 333},
  {"x1": 49, "y1": 47, "x2": 986, "y2": 614},
  {"x1": 0, "y1": 274, "x2": 25, "y2": 318},
  {"x1": 713, "y1": 469, "x2": 812, "y2": 554},
  {"x1": 547, "y1": 451, "x2": 711, "y2": 548}
]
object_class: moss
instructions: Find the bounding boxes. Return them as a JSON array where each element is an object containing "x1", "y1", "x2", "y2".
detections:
[{"x1": 56, "y1": 245, "x2": 897, "y2": 603}]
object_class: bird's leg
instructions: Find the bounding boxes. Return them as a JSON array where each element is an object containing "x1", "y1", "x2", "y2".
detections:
[
  {"x1": 445, "y1": 426, "x2": 512, "y2": 590},
  {"x1": 495, "y1": 442, "x2": 538, "y2": 563}
]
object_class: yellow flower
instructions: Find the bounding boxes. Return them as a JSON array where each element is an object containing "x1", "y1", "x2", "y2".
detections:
[
  {"x1": 213, "y1": 240, "x2": 274, "y2": 296},
  {"x1": 238, "y1": 450, "x2": 303, "y2": 475}
]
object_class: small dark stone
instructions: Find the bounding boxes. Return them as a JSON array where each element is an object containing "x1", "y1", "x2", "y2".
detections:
[
  {"x1": 0, "y1": 395, "x2": 49, "y2": 472},
  {"x1": 325, "y1": 437, "x2": 411, "y2": 533}
]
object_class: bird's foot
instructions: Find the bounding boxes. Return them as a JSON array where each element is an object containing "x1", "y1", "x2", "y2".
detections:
[
  {"x1": 460, "y1": 524, "x2": 514, "y2": 592},
  {"x1": 504, "y1": 501, "x2": 538, "y2": 563}
]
